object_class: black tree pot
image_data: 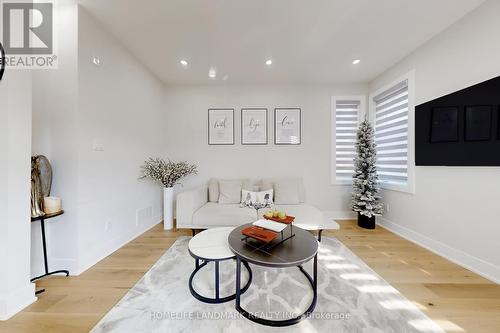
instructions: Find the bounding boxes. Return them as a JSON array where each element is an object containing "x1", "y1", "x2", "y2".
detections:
[{"x1": 357, "y1": 213, "x2": 376, "y2": 229}]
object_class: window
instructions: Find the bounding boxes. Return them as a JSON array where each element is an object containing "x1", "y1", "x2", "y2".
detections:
[
  {"x1": 332, "y1": 97, "x2": 363, "y2": 184},
  {"x1": 371, "y1": 73, "x2": 414, "y2": 192}
]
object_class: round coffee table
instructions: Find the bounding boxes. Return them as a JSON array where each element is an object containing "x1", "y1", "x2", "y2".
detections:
[
  {"x1": 188, "y1": 227, "x2": 252, "y2": 304},
  {"x1": 228, "y1": 224, "x2": 319, "y2": 327}
]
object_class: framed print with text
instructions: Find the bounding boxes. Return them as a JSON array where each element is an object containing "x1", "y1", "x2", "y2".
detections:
[
  {"x1": 241, "y1": 108, "x2": 268, "y2": 145},
  {"x1": 274, "y1": 108, "x2": 301, "y2": 145},
  {"x1": 208, "y1": 109, "x2": 234, "y2": 145}
]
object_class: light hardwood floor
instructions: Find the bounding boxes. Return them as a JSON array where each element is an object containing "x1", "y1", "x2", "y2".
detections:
[{"x1": 1, "y1": 221, "x2": 499, "y2": 333}]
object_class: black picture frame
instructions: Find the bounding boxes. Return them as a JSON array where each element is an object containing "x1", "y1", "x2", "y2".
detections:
[
  {"x1": 241, "y1": 108, "x2": 268, "y2": 145},
  {"x1": 430, "y1": 107, "x2": 459, "y2": 143},
  {"x1": 465, "y1": 105, "x2": 492, "y2": 142},
  {"x1": 274, "y1": 108, "x2": 302, "y2": 145},
  {"x1": 208, "y1": 108, "x2": 235, "y2": 145},
  {"x1": 0, "y1": 42, "x2": 5, "y2": 81}
]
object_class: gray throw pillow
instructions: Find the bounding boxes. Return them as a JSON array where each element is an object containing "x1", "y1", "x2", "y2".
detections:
[
  {"x1": 218, "y1": 180, "x2": 243, "y2": 204},
  {"x1": 260, "y1": 178, "x2": 306, "y2": 203},
  {"x1": 208, "y1": 179, "x2": 219, "y2": 203}
]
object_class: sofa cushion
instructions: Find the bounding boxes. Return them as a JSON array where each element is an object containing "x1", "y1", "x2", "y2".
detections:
[
  {"x1": 258, "y1": 204, "x2": 326, "y2": 228},
  {"x1": 260, "y1": 178, "x2": 306, "y2": 203},
  {"x1": 209, "y1": 178, "x2": 257, "y2": 203},
  {"x1": 218, "y1": 180, "x2": 243, "y2": 204},
  {"x1": 193, "y1": 203, "x2": 257, "y2": 227},
  {"x1": 273, "y1": 180, "x2": 300, "y2": 204}
]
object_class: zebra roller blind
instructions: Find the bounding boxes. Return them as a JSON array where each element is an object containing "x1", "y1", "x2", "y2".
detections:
[
  {"x1": 335, "y1": 99, "x2": 360, "y2": 182},
  {"x1": 373, "y1": 80, "x2": 409, "y2": 185}
]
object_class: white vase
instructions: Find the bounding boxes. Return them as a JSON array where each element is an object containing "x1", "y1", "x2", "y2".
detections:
[{"x1": 163, "y1": 187, "x2": 174, "y2": 230}]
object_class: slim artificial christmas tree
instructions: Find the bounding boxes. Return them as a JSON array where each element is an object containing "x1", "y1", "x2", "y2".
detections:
[{"x1": 351, "y1": 119, "x2": 384, "y2": 229}]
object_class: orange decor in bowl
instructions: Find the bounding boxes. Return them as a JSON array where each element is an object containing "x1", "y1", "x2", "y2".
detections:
[{"x1": 263, "y1": 215, "x2": 295, "y2": 224}]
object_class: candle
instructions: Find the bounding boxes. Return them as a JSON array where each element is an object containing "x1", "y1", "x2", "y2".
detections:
[{"x1": 44, "y1": 197, "x2": 62, "y2": 214}]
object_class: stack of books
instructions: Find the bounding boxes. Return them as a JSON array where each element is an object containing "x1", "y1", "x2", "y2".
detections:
[{"x1": 241, "y1": 219, "x2": 292, "y2": 243}]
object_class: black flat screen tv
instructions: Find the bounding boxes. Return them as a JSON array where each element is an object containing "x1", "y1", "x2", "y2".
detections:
[{"x1": 415, "y1": 76, "x2": 500, "y2": 166}]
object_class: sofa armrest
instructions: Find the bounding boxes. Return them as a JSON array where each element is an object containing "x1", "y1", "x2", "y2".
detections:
[{"x1": 176, "y1": 186, "x2": 208, "y2": 228}]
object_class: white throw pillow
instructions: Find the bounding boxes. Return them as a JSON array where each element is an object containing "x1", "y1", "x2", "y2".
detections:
[
  {"x1": 274, "y1": 180, "x2": 300, "y2": 204},
  {"x1": 240, "y1": 189, "x2": 274, "y2": 209},
  {"x1": 218, "y1": 180, "x2": 243, "y2": 204}
]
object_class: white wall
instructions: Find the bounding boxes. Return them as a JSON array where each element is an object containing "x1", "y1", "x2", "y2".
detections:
[
  {"x1": 31, "y1": 0, "x2": 80, "y2": 277},
  {"x1": 0, "y1": 71, "x2": 36, "y2": 320},
  {"x1": 163, "y1": 84, "x2": 367, "y2": 216},
  {"x1": 369, "y1": 0, "x2": 500, "y2": 283},
  {"x1": 76, "y1": 7, "x2": 165, "y2": 272},
  {"x1": 30, "y1": 4, "x2": 166, "y2": 277}
]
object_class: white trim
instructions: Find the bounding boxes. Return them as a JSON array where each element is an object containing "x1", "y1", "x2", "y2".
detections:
[
  {"x1": 47, "y1": 257, "x2": 79, "y2": 276},
  {"x1": 331, "y1": 95, "x2": 366, "y2": 186},
  {"x1": 378, "y1": 217, "x2": 500, "y2": 284},
  {"x1": 369, "y1": 70, "x2": 416, "y2": 194},
  {"x1": 0, "y1": 283, "x2": 36, "y2": 321}
]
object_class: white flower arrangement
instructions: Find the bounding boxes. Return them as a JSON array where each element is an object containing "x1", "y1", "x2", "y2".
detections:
[{"x1": 140, "y1": 158, "x2": 197, "y2": 188}]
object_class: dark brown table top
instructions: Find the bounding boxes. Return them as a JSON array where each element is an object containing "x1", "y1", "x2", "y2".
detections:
[
  {"x1": 31, "y1": 210, "x2": 64, "y2": 222},
  {"x1": 228, "y1": 223, "x2": 318, "y2": 268}
]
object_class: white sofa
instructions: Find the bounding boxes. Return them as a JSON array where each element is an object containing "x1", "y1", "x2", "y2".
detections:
[{"x1": 176, "y1": 178, "x2": 339, "y2": 237}]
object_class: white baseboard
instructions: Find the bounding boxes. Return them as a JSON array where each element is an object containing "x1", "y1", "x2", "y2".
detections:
[
  {"x1": 0, "y1": 283, "x2": 36, "y2": 321},
  {"x1": 75, "y1": 218, "x2": 163, "y2": 275},
  {"x1": 378, "y1": 217, "x2": 500, "y2": 284},
  {"x1": 322, "y1": 210, "x2": 356, "y2": 220},
  {"x1": 31, "y1": 254, "x2": 79, "y2": 279},
  {"x1": 49, "y1": 257, "x2": 79, "y2": 276},
  {"x1": 31, "y1": 219, "x2": 163, "y2": 279}
]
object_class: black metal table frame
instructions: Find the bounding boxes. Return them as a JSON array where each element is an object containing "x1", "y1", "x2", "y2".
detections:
[
  {"x1": 194, "y1": 227, "x2": 324, "y2": 242},
  {"x1": 235, "y1": 253, "x2": 318, "y2": 327},
  {"x1": 188, "y1": 250, "x2": 253, "y2": 304},
  {"x1": 31, "y1": 211, "x2": 69, "y2": 295}
]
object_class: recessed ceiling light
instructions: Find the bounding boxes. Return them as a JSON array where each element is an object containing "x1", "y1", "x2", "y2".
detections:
[
  {"x1": 352, "y1": 59, "x2": 361, "y2": 65},
  {"x1": 92, "y1": 56, "x2": 101, "y2": 66},
  {"x1": 222, "y1": 75, "x2": 229, "y2": 81},
  {"x1": 265, "y1": 59, "x2": 273, "y2": 66},
  {"x1": 208, "y1": 67, "x2": 217, "y2": 79},
  {"x1": 180, "y1": 60, "x2": 188, "y2": 67}
]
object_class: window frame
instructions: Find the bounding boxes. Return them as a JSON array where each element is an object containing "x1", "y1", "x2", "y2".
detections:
[
  {"x1": 331, "y1": 95, "x2": 366, "y2": 185},
  {"x1": 369, "y1": 70, "x2": 416, "y2": 194}
]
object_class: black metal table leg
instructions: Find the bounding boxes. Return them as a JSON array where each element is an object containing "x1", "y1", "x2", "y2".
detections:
[
  {"x1": 235, "y1": 256, "x2": 241, "y2": 308},
  {"x1": 318, "y1": 229, "x2": 323, "y2": 242},
  {"x1": 215, "y1": 261, "x2": 220, "y2": 300},
  {"x1": 30, "y1": 218, "x2": 70, "y2": 283},
  {"x1": 35, "y1": 289, "x2": 46, "y2": 295},
  {"x1": 41, "y1": 218, "x2": 49, "y2": 273},
  {"x1": 189, "y1": 257, "x2": 252, "y2": 304},
  {"x1": 313, "y1": 253, "x2": 318, "y2": 290}
]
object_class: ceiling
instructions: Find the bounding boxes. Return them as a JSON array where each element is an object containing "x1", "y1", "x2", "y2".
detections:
[{"x1": 78, "y1": 0, "x2": 485, "y2": 85}]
